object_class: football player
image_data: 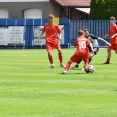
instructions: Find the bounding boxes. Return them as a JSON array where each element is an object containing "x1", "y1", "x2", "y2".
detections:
[{"x1": 71, "y1": 29, "x2": 111, "y2": 69}]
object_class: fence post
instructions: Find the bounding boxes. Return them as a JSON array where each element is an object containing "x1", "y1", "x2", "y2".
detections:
[{"x1": 60, "y1": 18, "x2": 69, "y2": 48}]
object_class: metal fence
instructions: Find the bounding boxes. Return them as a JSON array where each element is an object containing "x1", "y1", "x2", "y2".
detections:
[{"x1": 70, "y1": 20, "x2": 110, "y2": 46}]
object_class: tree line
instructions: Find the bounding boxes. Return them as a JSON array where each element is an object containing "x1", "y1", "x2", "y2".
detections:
[{"x1": 89, "y1": 0, "x2": 117, "y2": 20}]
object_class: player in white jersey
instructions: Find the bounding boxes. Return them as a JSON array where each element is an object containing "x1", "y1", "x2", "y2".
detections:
[{"x1": 71, "y1": 29, "x2": 111, "y2": 69}]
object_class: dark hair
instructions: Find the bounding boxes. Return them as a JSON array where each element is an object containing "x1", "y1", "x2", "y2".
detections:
[{"x1": 83, "y1": 29, "x2": 88, "y2": 32}]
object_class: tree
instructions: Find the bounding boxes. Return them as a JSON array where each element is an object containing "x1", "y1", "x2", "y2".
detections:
[
  {"x1": 89, "y1": 0, "x2": 117, "y2": 20},
  {"x1": 88, "y1": 0, "x2": 97, "y2": 20}
]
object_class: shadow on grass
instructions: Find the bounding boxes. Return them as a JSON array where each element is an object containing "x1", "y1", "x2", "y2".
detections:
[
  {"x1": 60, "y1": 72, "x2": 87, "y2": 75},
  {"x1": 93, "y1": 63, "x2": 114, "y2": 65},
  {"x1": 25, "y1": 67, "x2": 47, "y2": 69},
  {"x1": 70, "y1": 68, "x2": 82, "y2": 70}
]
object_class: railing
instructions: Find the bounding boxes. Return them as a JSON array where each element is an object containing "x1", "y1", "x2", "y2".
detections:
[
  {"x1": 0, "y1": 18, "x2": 112, "y2": 49},
  {"x1": 70, "y1": 20, "x2": 110, "y2": 47}
]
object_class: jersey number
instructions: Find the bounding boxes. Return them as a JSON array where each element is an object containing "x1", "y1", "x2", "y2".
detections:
[{"x1": 78, "y1": 41, "x2": 86, "y2": 49}]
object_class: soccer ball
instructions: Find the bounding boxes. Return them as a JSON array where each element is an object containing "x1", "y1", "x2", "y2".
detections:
[{"x1": 89, "y1": 65, "x2": 95, "y2": 73}]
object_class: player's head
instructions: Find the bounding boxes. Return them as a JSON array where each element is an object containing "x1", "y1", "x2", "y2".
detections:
[
  {"x1": 83, "y1": 29, "x2": 89, "y2": 38},
  {"x1": 78, "y1": 30, "x2": 85, "y2": 36},
  {"x1": 49, "y1": 14, "x2": 54, "y2": 22},
  {"x1": 110, "y1": 16, "x2": 116, "y2": 24}
]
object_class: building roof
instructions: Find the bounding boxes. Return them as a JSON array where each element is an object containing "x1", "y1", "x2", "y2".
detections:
[{"x1": 54, "y1": 0, "x2": 90, "y2": 7}]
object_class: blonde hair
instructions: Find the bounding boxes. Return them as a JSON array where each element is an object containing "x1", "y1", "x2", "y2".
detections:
[
  {"x1": 49, "y1": 14, "x2": 54, "y2": 19},
  {"x1": 110, "y1": 16, "x2": 116, "y2": 20},
  {"x1": 78, "y1": 30, "x2": 85, "y2": 36}
]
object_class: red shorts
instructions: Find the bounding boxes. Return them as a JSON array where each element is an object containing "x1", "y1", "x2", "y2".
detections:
[
  {"x1": 46, "y1": 41, "x2": 60, "y2": 51},
  {"x1": 70, "y1": 52, "x2": 89, "y2": 62},
  {"x1": 108, "y1": 44, "x2": 117, "y2": 50}
]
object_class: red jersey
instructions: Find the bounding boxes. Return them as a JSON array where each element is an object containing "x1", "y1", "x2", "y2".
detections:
[
  {"x1": 74, "y1": 37, "x2": 90, "y2": 55},
  {"x1": 108, "y1": 24, "x2": 117, "y2": 44},
  {"x1": 69, "y1": 37, "x2": 90, "y2": 62},
  {"x1": 42, "y1": 23, "x2": 61, "y2": 43}
]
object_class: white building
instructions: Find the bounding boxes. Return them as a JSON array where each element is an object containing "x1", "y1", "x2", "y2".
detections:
[{"x1": 0, "y1": 0, "x2": 49, "y2": 18}]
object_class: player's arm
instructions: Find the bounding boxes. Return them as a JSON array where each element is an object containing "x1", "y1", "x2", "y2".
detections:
[
  {"x1": 110, "y1": 25, "x2": 117, "y2": 39},
  {"x1": 88, "y1": 34, "x2": 98, "y2": 39},
  {"x1": 74, "y1": 39, "x2": 78, "y2": 48},
  {"x1": 55, "y1": 25, "x2": 62, "y2": 40},
  {"x1": 89, "y1": 34, "x2": 111, "y2": 46},
  {"x1": 111, "y1": 33, "x2": 117, "y2": 39},
  {"x1": 38, "y1": 28, "x2": 45, "y2": 40},
  {"x1": 98, "y1": 37, "x2": 111, "y2": 46},
  {"x1": 57, "y1": 33, "x2": 62, "y2": 40},
  {"x1": 104, "y1": 33, "x2": 109, "y2": 38},
  {"x1": 87, "y1": 39, "x2": 94, "y2": 53}
]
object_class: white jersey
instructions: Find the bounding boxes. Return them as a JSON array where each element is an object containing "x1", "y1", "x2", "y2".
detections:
[{"x1": 88, "y1": 35, "x2": 99, "y2": 47}]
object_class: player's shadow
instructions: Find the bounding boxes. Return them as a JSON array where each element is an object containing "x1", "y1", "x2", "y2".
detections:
[
  {"x1": 36, "y1": 68, "x2": 47, "y2": 69},
  {"x1": 92, "y1": 63, "x2": 112, "y2": 65},
  {"x1": 60, "y1": 72, "x2": 86, "y2": 75},
  {"x1": 70, "y1": 68, "x2": 82, "y2": 70},
  {"x1": 73, "y1": 72, "x2": 87, "y2": 74},
  {"x1": 89, "y1": 63, "x2": 102, "y2": 65},
  {"x1": 113, "y1": 90, "x2": 117, "y2": 92},
  {"x1": 25, "y1": 67, "x2": 47, "y2": 69}
]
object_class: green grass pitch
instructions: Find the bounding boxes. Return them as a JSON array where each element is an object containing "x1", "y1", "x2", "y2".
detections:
[{"x1": 0, "y1": 48, "x2": 117, "y2": 117}]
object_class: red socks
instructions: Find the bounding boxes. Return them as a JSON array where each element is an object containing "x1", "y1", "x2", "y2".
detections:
[
  {"x1": 48, "y1": 54, "x2": 53, "y2": 64},
  {"x1": 84, "y1": 60, "x2": 89, "y2": 68},
  {"x1": 106, "y1": 58, "x2": 110, "y2": 63},
  {"x1": 58, "y1": 52, "x2": 63, "y2": 63},
  {"x1": 48, "y1": 52, "x2": 63, "y2": 64},
  {"x1": 64, "y1": 61, "x2": 72, "y2": 71}
]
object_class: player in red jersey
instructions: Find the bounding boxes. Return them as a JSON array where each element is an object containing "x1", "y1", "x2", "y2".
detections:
[
  {"x1": 38, "y1": 14, "x2": 65, "y2": 68},
  {"x1": 103, "y1": 16, "x2": 117, "y2": 64},
  {"x1": 62, "y1": 30, "x2": 94, "y2": 74},
  {"x1": 71, "y1": 29, "x2": 111, "y2": 69}
]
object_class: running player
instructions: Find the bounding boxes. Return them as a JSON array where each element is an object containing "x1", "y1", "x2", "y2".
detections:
[
  {"x1": 38, "y1": 14, "x2": 65, "y2": 68},
  {"x1": 71, "y1": 29, "x2": 111, "y2": 69},
  {"x1": 62, "y1": 30, "x2": 94, "y2": 74},
  {"x1": 103, "y1": 16, "x2": 117, "y2": 64}
]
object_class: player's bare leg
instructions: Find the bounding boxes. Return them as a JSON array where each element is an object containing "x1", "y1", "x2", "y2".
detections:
[
  {"x1": 103, "y1": 49, "x2": 111, "y2": 64},
  {"x1": 57, "y1": 48, "x2": 65, "y2": 68},
  {"x1": 47, "y1": 50, "x2": 54, "y2": 68},
  {"x1": 84, "y1": 60, "x2": 90, "y2": 73},
  {"x1": 62, "y1": 60, "x2": 72, "y2": 74},
  {"x1": 89, "y1": 52, "x2": 94, "y2": 63},
  {"x1": 71, "y1": 51, "x2": 95, "y2": 70}
]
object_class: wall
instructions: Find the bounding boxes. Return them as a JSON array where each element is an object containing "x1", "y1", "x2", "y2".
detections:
[
  {"x1": 0, "y1": 2, "x2": 49, "y2": 18},
  {"x1": 49, "y1": 0, "x2": 60, "y2": 17},
  {"x1": 0, "y1": 18, "x2": 69, "y2": 49},
  {"x1": 71, "y1": 8, "x2": 80, "y2": 20}
]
